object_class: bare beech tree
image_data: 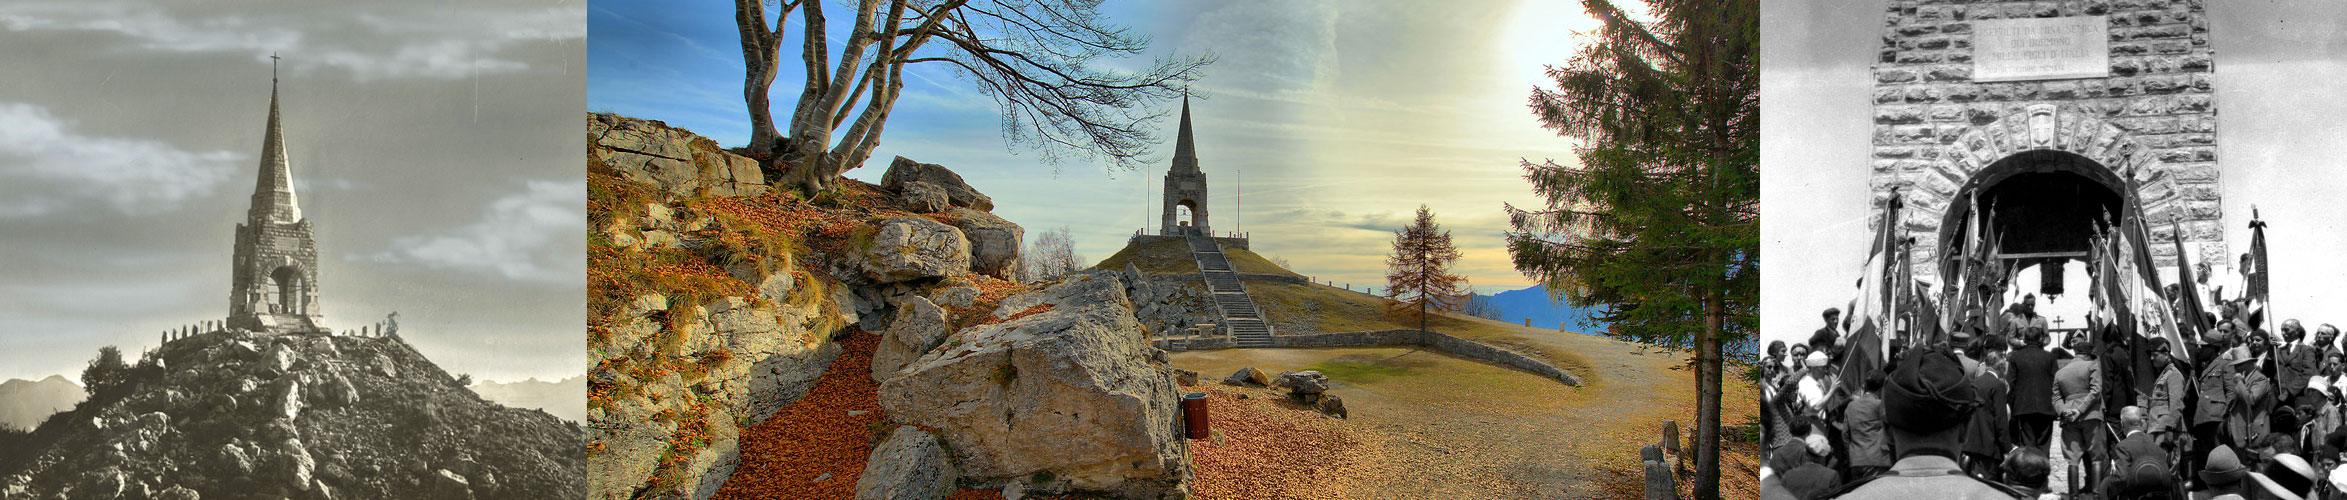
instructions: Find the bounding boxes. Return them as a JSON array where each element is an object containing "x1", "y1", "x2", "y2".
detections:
[
  {"x1": 1021, "y1": 225, "x2": 1085, "y2": 282},
  {"x1": 734, "y1": 0, "x2": 1213, "y2": 195}
]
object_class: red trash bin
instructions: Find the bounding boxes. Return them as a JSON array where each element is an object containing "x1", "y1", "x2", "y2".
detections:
[{"x1": 1181, "y1": 393, "x2": 1209, "y2": 439}]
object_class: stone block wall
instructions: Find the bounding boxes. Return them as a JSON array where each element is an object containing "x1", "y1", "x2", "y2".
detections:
[
  {"x1": 1152, "y1": 329, "x2": 1581, "y2": 387},
  {"x1": 1871, "y1": 0, "x2": 2222, "y2": 276}
]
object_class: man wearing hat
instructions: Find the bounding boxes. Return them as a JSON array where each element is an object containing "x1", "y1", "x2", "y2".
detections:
[
  {"x1": 2011, "y1": 328, "x2": 2062, "y2": 451},
  {"x1": 2202, "y1": 346, "x2": 2249, "y2": 478},
  {"x1": 2057, "y1": 331, "x2": 2108, "y2": 486},
  {"x1": 2248, "y1": 454, "x2": 2318, "y2": 500},
  {"x1": 1815, "y1": 308, "x2": 1845, "y2": 357},
  {"x1": 2149, "y1": 340, "x2": 2192, "y2": 447},
  {"x1": 1824, "y1": 347, "x2": 2027, "y2": 499},
  {"x1": 2195, "y1": 445, "x2": 2254, "y2": 500},
  {"x1": 2230, "y1": 345, "x2": 2277, "y2": 453}
]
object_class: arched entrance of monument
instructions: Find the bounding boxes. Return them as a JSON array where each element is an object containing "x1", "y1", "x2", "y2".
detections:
[
  {"x1": 272, "y1": 266, "x2": 306, "y2": 315},
  {"x1": 1174, "y1": 200, "x2": 1199, "y2": 234},
  {"x1": 1935, "y1": 150, "x2": 2128, "y2": 318}
]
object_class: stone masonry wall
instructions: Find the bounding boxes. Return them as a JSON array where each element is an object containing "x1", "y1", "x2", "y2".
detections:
[
  {"x1": 1154, "y1": 329, "x2": 1582, "y2": 386},
  {"x1": 1872, "y1": 0, "x2": 2221, "y2": 277}
]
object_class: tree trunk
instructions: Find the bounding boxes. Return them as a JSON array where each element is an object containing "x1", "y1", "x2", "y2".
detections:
[
  {"x1": 1694, "y1": 278, "x2": 1724, "y2": 500},
  {"x1": 745, "y1": 64, "x2": 781, "y2": 154},
  {"x1": 735, "y1": 0, "x2": 788, "y2": 156}
]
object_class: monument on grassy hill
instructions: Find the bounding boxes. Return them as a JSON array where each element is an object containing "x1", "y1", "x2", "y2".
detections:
[{"x1": 1159, "y1": 95, "x2": 1211, "y2": 236}]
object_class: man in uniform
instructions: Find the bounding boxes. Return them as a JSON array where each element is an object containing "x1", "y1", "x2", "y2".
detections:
[
  {"x1": 2055, "y1": 333, "x2": 2107, "y2": 486},
  {"x1": 1825, "y1": 347, "x2": 2026, "y2": 499},
  {"x1": 2195, "y1": 345, "x2": 2244, "y2": 488},
  {"x1": 2146, "y1": 340, "x2": 2191, "y2": 449}
]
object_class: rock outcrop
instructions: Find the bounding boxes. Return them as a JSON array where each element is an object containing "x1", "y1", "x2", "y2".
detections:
[
  {"x1": 853, "y1": 426, "x2": 958, "y2": 500},
  {"x1": 878, "y1": 274, "x2": 1190, "y2": 497},
  {"x1": 0, "y1": 331, "x2": 583, "y2": 500},
  {"x1": 1118, "y1": 265, "x2": 1215, "y2": 338},
  {"x1": 945, "y1": 208, "x2": 1022, "y2": 281},
  {"x1": 859, "y1": 217, "x2": 972, "y2": 283},
  {"x1": 589, "y1": 114, "x2": 766, "y2": 198},
  {"x1": 881, "y1": 156, "x2": 993, "y2": 212},
  {"x1": 871, "y1": 296, "x2": 953, "y2": 383},
  {"x1": 589, "y1": 115, "x2": 860, "y2": 500}
]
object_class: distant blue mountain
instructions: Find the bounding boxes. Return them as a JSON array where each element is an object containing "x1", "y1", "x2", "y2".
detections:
[{"x1": 1481, "y1": 284, "x2": 1608, "y2": 335}]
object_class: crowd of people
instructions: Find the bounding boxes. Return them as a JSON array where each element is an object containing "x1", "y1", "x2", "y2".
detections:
[{"x1": 1760, "y1": 294, "x2": 2347, "y2": 500}]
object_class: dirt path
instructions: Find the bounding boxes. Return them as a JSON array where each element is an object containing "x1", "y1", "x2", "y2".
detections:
[
  {"x1": 1173, "y1": 309, "x2": 1764, "y2": 497},
  {"x1": 1172, "y1": 335, "x2": 1757, "y2": 499}
]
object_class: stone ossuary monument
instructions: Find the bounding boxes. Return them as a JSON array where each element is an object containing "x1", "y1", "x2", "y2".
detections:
[
  {"x1": 227, "y1": 63, "x2": 329, "y2": 336},
  {"x1": 1865, "y1": 0, "x2": 2223, "y2": 288},
  {"x1": 1160, "y1": 95, "x2": 1211, "y2": 237}
]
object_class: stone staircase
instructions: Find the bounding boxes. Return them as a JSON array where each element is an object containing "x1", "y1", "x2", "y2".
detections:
[{"x1": 1187, "y1": 235, "x2": 1273, "y2": 347}]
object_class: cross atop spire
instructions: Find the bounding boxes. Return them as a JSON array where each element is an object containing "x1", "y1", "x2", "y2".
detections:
[
  {"x1": 271, "y1": 52, "x2": 280, "y2": 83},
  {"x1": 249, "y1": 62, "x2": 301, "y2": 224}
]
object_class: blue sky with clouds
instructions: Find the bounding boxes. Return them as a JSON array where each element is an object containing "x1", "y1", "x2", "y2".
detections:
[
  {"x1": 0, "y1": 0, "x2": 586, "y2": 382},
  {"x1": 587, "y1": 0, "x2": 1611, "y2": 297}
]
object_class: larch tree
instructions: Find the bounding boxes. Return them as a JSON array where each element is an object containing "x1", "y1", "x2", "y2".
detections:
[
  {"x1": 1385, "y1": 205, "x2": 1469, "y2": 333},
  {"x1": 1502, "y1": 1, "x2": 1757, "y2": 498},
  {"x1": 733, "y1": 0, "x2": 1212, "y2": 195}
]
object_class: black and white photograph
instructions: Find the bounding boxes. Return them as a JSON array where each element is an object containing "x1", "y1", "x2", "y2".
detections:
[
  {"x1": 1762, "y1": 1, "x2": 2347, "y2": 499},
  {"x1": 0, "y1": 1, "x2": 587, "y2": 498}
]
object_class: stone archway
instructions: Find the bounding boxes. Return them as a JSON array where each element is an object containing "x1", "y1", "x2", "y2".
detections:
[
  {"x1": 1883, "y1": 104, "x2": 2204, "y2": 285},
  {"x1": 272, "y1": 265, "x2": 306, "y2": 315},
  {"x1": 1173, "y1": 198, "x2": 1204, "y2": 234}
]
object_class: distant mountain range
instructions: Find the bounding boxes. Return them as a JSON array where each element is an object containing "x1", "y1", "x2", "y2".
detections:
[
  {"x1": 1479, "y1": 284, "x2": 1608, "y2": 335},
  {"x1": 0, "y1": 375, "x2": 82, "y2": 431},
  {"x1": 471, "y1": 375, "x2": 585, "y2": 423},
  {"x1": 1479, "y1": 284, "x2": 1759, "y2": 360}
]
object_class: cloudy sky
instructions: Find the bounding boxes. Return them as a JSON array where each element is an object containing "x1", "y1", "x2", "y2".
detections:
[
  {"x1": 0, "y1": 0, "x2": 587, "y2": 382},
  {"x1": 587, "y1": 0, "x2": 1614, "y2": 297},
  {"x1": 1762, "y1": 1, "x2": 2347, "y2": 350}
]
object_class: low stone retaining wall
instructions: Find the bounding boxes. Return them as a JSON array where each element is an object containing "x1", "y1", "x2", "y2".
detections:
[
  {"x1": 1153, "y1": 272, "x2": 1307, "y2": 285},
  {"x1": 1154, "y1": 329, "x2": 1581, "y2": 386},
  {"x1": 1128, "y1": 234, "x2": 1249, "y2": 250}
]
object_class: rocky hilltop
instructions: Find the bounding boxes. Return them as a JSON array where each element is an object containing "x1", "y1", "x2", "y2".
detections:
[
  {"x1": 586, "y1": 113, "x2": 1192, "y2": 499},
  {"x1": 0, "y1": 331, "x2": 585, "y2": 499}
]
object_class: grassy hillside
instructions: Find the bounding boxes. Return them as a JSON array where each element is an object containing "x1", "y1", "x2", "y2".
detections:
[
  {"x1": 1093, "y1": 238, "x2": 1198, "y2": 274},
  {"x1": 1093, "y1": 237, "x2": 1302, "y2": 278}
]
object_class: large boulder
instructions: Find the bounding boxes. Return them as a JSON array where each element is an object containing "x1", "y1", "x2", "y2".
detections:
[
  {"x1": 853, "y1": 426, "x2": 958, "y2": 500},
  {"x1": 859, "y1": 217, "x2": 971, "y2": 283},
  {"x1": 1274, "y1": 371, "x2": 1329, "y2": 395},
  {"x1": 881, "y1": 157, "x2": 993, "y2": 212},
  {"x1": 878, "y1": 274, "x2": 1188, "y2": 497},
  {"x1": 900, "y1": 181, "x2": 950, "y2": 214},
  {"x1": 945, "y1": 208, "x2": 1022, "y2": 281},
  {"x1": 872, "y1": 296, "x2": 953, "y2": 382},
  {"x1": 1222, "y1": 367, "x2": 1270, "y2": 387},
  {"x1": 588, "y1": 113, "x2": 766, "y2": 198}
]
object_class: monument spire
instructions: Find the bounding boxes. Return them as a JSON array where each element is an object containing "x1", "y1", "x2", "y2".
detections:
[
  {"x1": 1171, "y1": 93, "x2": 1197, "y2": 173},
  {"x1": 250, "y1": 54, "x2": 301, "y2": 224}
]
